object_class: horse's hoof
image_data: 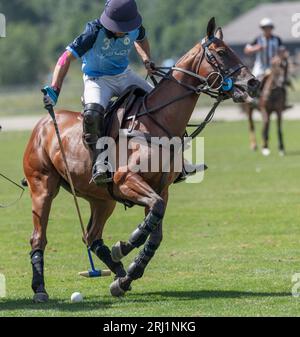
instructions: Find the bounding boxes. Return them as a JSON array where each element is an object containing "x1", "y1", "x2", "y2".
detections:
[
  {"x1": 111, "y1": 241, "x2": 124, "y2": 263},
  {"x1": 262, "y1": 148, "x2": 271, "y2": 157},
  {"x1": 279, "y1": 150, "x2": 285, "y2": 157},
  {"x1": 251, "y1": 144, "x2": 258, "y2": 152},
  {"x1": 33, "y1": 292, "x2": 49, "y2": 303},
  {"x1": 110, "y1": 279, "x2": 126, "y2": 297}
]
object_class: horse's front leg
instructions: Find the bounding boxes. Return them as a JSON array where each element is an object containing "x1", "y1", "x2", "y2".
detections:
[
  {"x1": 110, "y1": 172, "x2": 167, "y2": 296},
  {"x1": 247, "y1": 106, "x2": 257, "y2": 151},
  {"x1": 85, "y1": 199, "x2": 127, "y2": 278},
  {"x1": 26, "y1": 171, "x2": 60, "y2": 303}
]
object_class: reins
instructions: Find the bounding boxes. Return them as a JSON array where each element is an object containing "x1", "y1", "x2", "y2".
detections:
[{"x1": 144, "y1": 66, "x2": 225, "y2": 140}]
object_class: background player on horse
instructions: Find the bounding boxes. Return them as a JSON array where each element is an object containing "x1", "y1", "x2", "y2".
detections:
[
  {"x1": 244, "y1": 18, "x2": 282, "y2": 86},
  {"x1": 244, "y1": 17, "x2": 291, "y2": 109},
  {"x1": 243, "y1": 18, "x2": 292, "y2": 154}
]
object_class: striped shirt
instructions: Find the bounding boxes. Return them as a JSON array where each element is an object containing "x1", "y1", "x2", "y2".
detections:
[{"x1": 250, "y1": 35, "x2": 282, "y2": 78}]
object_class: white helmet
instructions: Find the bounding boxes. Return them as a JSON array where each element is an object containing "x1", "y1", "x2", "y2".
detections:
[{"x1": 260, "y1": 17, "x2": 274, "y2": 28}]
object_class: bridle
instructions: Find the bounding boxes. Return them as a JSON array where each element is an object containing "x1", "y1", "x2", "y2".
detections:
[
  {"x1": 171, "y1": 36, "x2": 246, "y2": 98},
  {"x1": 127, "y1": 35, "x2": 247, "y2": 140}
]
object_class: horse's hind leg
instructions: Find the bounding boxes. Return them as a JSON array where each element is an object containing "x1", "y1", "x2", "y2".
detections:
[
  {"x1": 26, "y1": 171, "x2": 60, "y2": 303},
  {"x1": 110, "y1": 217, "x2": 164, "y2": 296},
  {"x1": 110, "y1": 173, "x2": 167, "y2": 296}
]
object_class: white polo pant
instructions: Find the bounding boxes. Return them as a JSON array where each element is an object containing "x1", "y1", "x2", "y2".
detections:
[{"x1": 83, "y1": 68, "x2": 153, "y2": 108}]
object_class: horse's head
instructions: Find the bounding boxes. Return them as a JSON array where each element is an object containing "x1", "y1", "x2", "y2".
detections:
[
  {"x1": 195, "y1": 18, "x2": 260, "y2": 103},
  {"x1": 269, "y1": 54, "x2": 288, "y2": 88}
]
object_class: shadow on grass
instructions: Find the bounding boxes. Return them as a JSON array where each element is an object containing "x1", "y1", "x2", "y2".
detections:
[
  {"x1": 0, "y1": 290, "x2": 291, "y2": 312},
  {"x1": 286, "y1": 150, "x2": 300, "y2": 157},
  {"x1": 0, "y1": 298, "x2": 113, "y2": 312},
  {"x1": 134, "y1": 290, "x2": 291, "y2": 301}
]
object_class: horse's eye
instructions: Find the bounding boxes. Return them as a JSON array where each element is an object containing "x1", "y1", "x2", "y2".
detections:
[{"x1": 217, "y1": 50, "x2": 226, "y2": 57}]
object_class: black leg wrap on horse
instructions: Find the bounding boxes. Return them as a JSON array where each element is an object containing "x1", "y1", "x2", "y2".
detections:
[
  {"x1": 91, "y1": 239, "x2": 126, "y2": 277},
  {"x1": 128, "y1": 211, "x2": 162, "y2": 249},
  {"x1": 30, "y1": 250, "x2": 46, "y2": 293},
  {"x1": 127, "y1": 240, "x2": 161, "y2": 280}
]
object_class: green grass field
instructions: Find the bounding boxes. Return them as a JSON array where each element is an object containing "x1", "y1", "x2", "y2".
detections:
[{"x1": 1, "y1": 120, "x2": 300, "y2": 317}]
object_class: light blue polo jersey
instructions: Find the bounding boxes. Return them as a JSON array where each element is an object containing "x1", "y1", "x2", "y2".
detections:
[{"x1": 66, "y1": 19, "x2": 146, "y2": 77}]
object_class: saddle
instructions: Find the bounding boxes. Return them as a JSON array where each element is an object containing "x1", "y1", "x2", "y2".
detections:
[{"x1": 104, "y1": 85, "x2": 147, "y2": 138}]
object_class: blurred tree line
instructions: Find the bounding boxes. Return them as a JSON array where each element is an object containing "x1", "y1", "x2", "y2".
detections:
[{"x1": 0, "y1": 0, "x2": 296, "y2": 86}]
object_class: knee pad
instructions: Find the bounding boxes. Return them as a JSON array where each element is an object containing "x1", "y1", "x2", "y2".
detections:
[
  {"x1": 83, "y1": 104, "x2": 105, "y2": 140},
  {"x1": 84, "y1": 103, "x2": 105, "y2": 115}
]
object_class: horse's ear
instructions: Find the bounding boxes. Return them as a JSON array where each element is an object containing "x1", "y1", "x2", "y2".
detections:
[
  {"x1": 215, "y1": 27, "x2": 224, "y2": 41},
  {"x1": 207, "y1": 17, "x2": 216, "y2": 39}
]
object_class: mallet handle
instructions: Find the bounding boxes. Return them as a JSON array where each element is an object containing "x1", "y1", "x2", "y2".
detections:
[{"x1": 41, "y1": 97, "x2": 87, "y2": 244}]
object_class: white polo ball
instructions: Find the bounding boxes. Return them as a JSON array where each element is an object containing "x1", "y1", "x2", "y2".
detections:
[{"x1": 71, "y1": 292, "x2": 83, "y2": 303}]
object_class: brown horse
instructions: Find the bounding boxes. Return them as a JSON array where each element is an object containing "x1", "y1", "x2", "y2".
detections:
[
  {"x1": 23, "y1": 18, "x2": 259, "y2": 302},
  {"x1": 244, "y1": 52, "x2": 290, "y2": 156}
]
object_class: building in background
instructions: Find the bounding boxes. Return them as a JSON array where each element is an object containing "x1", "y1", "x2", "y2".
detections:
[{"x1": 223, "y1": 1, "x2": 300, "y2": 67}]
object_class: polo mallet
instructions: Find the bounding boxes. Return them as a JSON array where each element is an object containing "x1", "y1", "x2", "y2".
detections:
[{"x1": 41, "y1": 89, "x2": 111, "y2": 278}]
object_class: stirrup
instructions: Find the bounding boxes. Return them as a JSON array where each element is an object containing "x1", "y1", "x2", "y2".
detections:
[
  {"x1": 173, "y1": 164, "x2": 208, "y2": 184},
  {"x1": 91, "y1": 161, "x2": 113, "y2": 185},
  {"x1": 91, "y1": 172, "x2": 113, "y2": 185}
]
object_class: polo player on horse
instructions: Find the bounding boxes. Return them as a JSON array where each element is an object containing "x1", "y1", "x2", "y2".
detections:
[
  {"x1": 25, "y1": 15, "x2": 259, "y2": 301},
  {"x1": 244, "y1": 17, "x2": 291, "y2": 108},
  {"x1": 244, "y1": 18, "x2": 282, "y2": 83},
  {"x1": 42, "y1": 0, "x2": 155, "y2": 185}
]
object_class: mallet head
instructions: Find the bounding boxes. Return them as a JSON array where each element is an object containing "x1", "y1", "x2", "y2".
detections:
[{"x1": 78, "y1": 269, "x2": 111, "y2": 278}]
